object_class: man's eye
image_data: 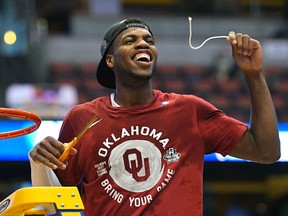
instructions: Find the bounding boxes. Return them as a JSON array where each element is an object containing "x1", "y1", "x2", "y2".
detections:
[
  {"x1": 146, "y1": 40, "x2": 155, "y2": 45},
  {"x1": 125, "y1": 40, "x2": 134, "y2": 45}
]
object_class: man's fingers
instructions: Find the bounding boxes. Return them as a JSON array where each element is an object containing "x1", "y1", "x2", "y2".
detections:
[
  {"x1": 228, "y1": 31, "x2": 237, "y2": 44},
  {"x1": 241, "y1": 34, "x2": 250, "y2": 56},
  {"x1": 228, "y1": 32, "x2": 261, "y2": 57},
  {"x1": 30, "y1": 136, "x2": 68, "y2": 170},
  {"x1": 228, "y1": 31, "x2": 238, "y2": 58}
]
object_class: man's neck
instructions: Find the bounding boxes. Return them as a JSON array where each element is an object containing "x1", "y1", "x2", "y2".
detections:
[{"x1": 114, "y1": 86, "x2": 154, "y2": 107}]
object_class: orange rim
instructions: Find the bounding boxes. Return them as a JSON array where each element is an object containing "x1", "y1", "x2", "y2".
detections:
[{"x1": 0, "y1": 108, "x2": 41, "y2": 140}]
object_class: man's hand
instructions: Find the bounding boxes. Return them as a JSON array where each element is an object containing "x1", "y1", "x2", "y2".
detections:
[
  {"x1": 227, "y1": 31, "x2": 263, "y2": 75},
  {"x1": 29, "y1": 136, "x2": 77, "y2": 170}
]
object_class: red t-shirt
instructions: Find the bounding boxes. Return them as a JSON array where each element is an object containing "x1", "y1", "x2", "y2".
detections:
[{"x1": 55, "y1": 90, "x2": 247, "y2": 216}]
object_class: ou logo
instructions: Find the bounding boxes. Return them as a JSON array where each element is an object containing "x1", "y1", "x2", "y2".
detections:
[{"x1": 108, "y1": 140, "x2": 164, "y2": 193}]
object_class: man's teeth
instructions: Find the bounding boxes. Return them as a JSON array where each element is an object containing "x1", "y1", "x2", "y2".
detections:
[{"x1": 134, "y1": 53, "x2": 150, "y2": 62}]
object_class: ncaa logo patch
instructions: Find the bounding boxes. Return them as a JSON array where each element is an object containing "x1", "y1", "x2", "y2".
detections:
[{"x1": 163, "y1": 148, "x2": 181, "y2": 164}]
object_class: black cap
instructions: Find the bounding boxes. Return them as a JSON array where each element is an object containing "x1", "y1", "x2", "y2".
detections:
[{"x1": 96, "y1": 18, "x2": 153, "y2": 89}]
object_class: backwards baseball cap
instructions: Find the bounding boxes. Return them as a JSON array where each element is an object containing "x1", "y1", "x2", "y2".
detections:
[{"x1": 96, "y1": 18, "x2": 153, "y2": 89}]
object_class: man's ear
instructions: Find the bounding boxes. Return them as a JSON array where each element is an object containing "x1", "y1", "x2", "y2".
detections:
[{"x1": 106, "y1": 54, "x2": 114, "y2": 69}]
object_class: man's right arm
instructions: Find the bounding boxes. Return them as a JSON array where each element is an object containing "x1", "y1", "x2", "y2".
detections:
[
  {"x1": 29, "y1": 136, "x2": 77, "y2": 185},
  {"x1": 29, "y1": 153, "x2": 62, "y2": 186}
]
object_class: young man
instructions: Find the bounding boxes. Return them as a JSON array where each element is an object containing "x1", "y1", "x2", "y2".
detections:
[{"x1": 29, "y1": 18, "x2": 280, "y2": 215}]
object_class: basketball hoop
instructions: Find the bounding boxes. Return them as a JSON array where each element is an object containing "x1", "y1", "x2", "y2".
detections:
[{"x1": 0, "y1": 108, "x2": 41, "y2": 140}]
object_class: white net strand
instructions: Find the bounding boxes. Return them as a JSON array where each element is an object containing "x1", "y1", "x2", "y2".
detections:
[{"x1": 188, "y1": 17, "x2": 227, "y2": 50}]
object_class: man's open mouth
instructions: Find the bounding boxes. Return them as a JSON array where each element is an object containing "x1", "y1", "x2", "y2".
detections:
[{"x1": 133, "y1": 53, "x2": 151, "y2": 62}]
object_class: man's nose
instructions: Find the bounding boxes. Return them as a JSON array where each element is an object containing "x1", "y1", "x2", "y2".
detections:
[{"x1": 135, "y1": 39, "x2": 149, "y2": 48}]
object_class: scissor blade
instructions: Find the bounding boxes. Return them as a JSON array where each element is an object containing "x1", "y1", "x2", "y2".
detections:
[
  {"x1": 76, "y1": 115, "x2": 99, "y2": 140},
  {"x1": 89, "y1": 118, "x2": 102, "y2": 129}
]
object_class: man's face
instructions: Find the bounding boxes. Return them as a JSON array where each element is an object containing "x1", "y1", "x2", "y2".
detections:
[{"x1": 106, "y1": 27, "x2": 158, "y2": 87}]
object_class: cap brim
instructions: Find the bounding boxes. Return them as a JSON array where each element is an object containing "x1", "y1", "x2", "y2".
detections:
[{"x1": 96, "y1": 57, "x2": 116, "y2": 89}]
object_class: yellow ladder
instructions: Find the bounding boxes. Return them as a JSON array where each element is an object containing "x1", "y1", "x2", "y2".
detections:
[{"x1": 0, "y1": 187, "x2": 84, "y2": 216}]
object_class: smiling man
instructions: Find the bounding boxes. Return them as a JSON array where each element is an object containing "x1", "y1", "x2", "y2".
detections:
[
  {"x1": 29, "y1": 18, "x2": 280, "y2": 216},
  {"x1": 96, "y1": 18, "x2": 157, "y2": 107}
]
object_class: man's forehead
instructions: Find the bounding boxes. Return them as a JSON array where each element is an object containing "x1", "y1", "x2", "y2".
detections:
[{"x1": 118, "y1": 27, "x2": 153, "y2": 40}]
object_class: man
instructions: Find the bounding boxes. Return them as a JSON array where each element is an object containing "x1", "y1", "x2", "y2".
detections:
[{"x1": 29, "y1": 18, "x2": 280, "y2": 215}]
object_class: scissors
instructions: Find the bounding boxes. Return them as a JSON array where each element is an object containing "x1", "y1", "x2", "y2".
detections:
[{"x1": 58, "y1": 115, "x2": 102, "y2": 162}]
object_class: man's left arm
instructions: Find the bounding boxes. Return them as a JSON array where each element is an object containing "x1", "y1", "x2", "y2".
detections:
[{"x1": 226, "y1": 32, "x2": 280, "y2": 163}]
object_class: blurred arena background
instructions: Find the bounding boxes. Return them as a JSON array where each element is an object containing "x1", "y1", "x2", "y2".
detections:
[{"x1": 0, "y1": 0, "x2": 288, "y2": 215}]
